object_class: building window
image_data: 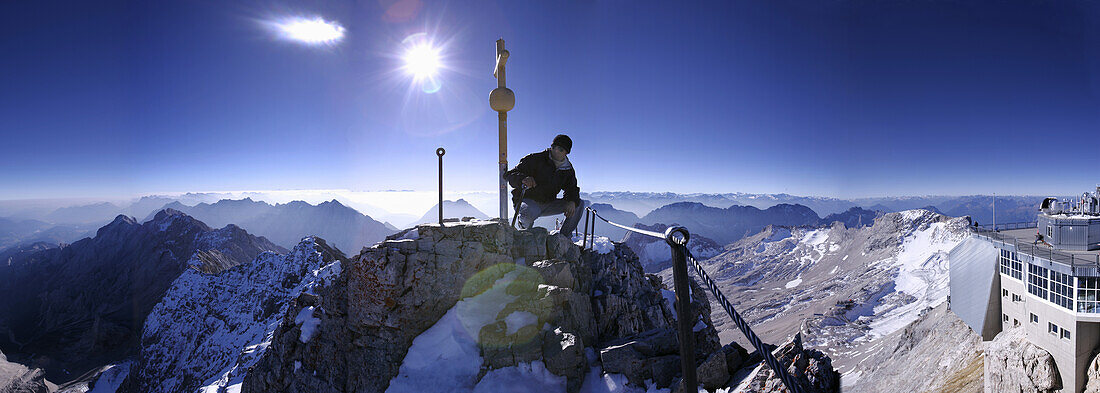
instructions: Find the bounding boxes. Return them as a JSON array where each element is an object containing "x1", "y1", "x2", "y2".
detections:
[
  {"x1": 1062, "y1": 328, "x2": 1071, "y2": 340},
  {"x1": 1049, "y1": 322, "x2": 1059, "y2": 335},
  {"x1": 1014, "y1": 319, "x2": 1020, "y2": 326},
  {"x1": 1004, "y1": 314, "x2": 1010, "y2": 322},
  {"x1": 1048, "y1": 226, "x2": 1054, "y2": 238},
  {"x1": 1028, "y1": 264, "x2": 1049, "y2": 300},
  {"x1": 1030, "y1": 313, "x2": 1038, "y2": 323},
  {"x1": 1012, "y1": 259, "x2": 1023, "y2": 280},
  {"x1": 1003, "y1": 288, "x2": 1008, "y2": 297},
  {"x1": 1012, "y1": 294, "x2": 1022, "y2": 303},
  {"x1": 1078, "y1": 277, "x2": 1100, "y2": 313},
  {"x1": 1000, "y1": 249, "x2": 1023, "y2": 280},
  {"x1": 1050, "y1": 271, "x2": 1073, "y2": 310}
]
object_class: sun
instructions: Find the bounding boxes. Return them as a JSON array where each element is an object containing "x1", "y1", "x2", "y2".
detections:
[{"x1": 403, "y1": 43, "x2": 442, "y2": 80}]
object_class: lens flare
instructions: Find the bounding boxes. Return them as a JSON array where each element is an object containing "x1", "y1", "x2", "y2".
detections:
[
  {"x1": 457, "y1": 264, "x2": 548, "y2": 349},
  {"x1": 271, "y1": 16, "x2": 345, "y2": 45},
  {"x1": 401, "y1": 33, "x2": 445, "y2": 94}
]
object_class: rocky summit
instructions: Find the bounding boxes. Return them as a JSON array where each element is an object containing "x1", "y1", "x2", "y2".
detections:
[{"x1": 234, "y1": 220, "x2": 839, "y2": 393}]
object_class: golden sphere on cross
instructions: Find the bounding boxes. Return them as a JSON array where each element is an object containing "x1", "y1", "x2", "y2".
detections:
[{"x1": 489, "y1": 87, "x2": 515, "y2": 112}]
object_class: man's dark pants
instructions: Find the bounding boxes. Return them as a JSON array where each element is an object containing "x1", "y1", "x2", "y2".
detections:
[{"x1": 516, "y1": 198, "x2": 586, "y2": 234}]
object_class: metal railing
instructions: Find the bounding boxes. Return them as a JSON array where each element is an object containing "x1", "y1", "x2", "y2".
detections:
[
  {"x1": 971, "y1": 223, "x2": 1100, "y2": 271},
  {"x1": 577, "y1": 207, "x2": 807, "y2": 393},
  {"x1": 973, "y1": 221, "x2": 1037, "y2": 231}
]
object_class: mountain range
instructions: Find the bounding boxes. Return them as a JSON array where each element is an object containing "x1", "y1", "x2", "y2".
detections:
[
  {"x1": 144, "y1": 198, "x2": 396, "y2": 254},
  {"x1": 582, "y1": 191, "x2": 1048, "y2": 224},
  {"x1": 0, "y1": 209, "x2": 283, "y2": 382}
]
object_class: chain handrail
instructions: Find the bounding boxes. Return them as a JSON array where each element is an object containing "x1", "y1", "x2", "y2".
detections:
[
  {"x1": 683, "y1": 247, "x2": 806, "y2": 393},
  {"x1": 577, "y1": 206, "x2": 806, "y2": 393}
]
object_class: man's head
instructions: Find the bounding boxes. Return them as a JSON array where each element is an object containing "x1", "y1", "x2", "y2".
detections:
[{"x1": 551, "y1": 134, "x2": 572, "y2": 161}]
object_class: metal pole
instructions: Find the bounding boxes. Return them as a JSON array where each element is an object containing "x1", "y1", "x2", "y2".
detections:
[
  {"x1": 499, "y1": 110, "x2": 508, "y2": 221},
  {"x1": 582, "y1": 209, "x2": 590, "y2": 250},
  {"x1": 590, "y1": 212, "x2": 597, "y2": 245},
  {"x1": 665, "y1": 226, "x2": 696, "y2": 392},
  {"x1": 491, "y1": 39, "x2": 514, "y2": 223},
  {"x1": 437, "y1": 148, "x2": 445, "y2": 226},
  {"x1": 589, "y1": 212, "x2": 596, "y2": 246}
]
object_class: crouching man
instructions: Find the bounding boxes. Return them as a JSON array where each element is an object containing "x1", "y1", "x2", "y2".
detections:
[{"x1": 505, "y1": 134, "x2": 584, "y2": 234}]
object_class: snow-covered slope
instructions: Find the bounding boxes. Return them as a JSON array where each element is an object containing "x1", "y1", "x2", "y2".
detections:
[
  {"x1": 665, "y1": 209, "x2": 969, "y2": 381},
  {"x1": 118, "y1": 237, "x2": 345, "y2": 393}
]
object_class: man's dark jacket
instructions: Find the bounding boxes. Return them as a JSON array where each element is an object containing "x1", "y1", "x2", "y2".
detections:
[{"x1": 504, "y1": 149, "x2": 580, "y2": 206}]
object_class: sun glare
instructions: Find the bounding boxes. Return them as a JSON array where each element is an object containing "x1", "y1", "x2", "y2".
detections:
[
  {"x1": 399, "y1": 33, "x2": 445, "y2": 94},
  {"x1": 404, "y1": 44, "x2": 442, "y2": 79},
  {"x1": 274, "y1": 17, "x2": 345, "y2": 45}
]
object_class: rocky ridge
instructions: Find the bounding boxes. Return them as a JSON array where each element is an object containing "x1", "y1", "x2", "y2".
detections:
[
  {"x1": 0, "y1": 209, "x2": 284, "y2": 382},
  {"x1": 117, "y1": 237, "x2": 345, "y2": 393},
  {"x1": 238, "y1": 221, "x2": 839, "y2": 392}
]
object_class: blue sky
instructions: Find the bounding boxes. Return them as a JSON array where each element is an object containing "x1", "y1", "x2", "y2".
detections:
[{"x1": 2, "y1": 0, "x2": 1098, "y2": 200}]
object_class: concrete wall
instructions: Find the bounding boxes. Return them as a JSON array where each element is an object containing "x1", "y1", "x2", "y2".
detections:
[
  {"x1": 950, "y1": 236, "x2": 1002, "y2": 340},
  {"x1": 1002, "y1": 271, "x2": 1090, "y2": 392}
]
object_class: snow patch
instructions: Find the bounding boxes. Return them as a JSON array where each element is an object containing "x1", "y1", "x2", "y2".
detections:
[
  {"x1": 785, "y1": 278, "x2": 803, "y2": 289},
  {"x1": 505, "y1": 311, "x2": 538, "y2": 335},
  {"x1": 88, "y1": 361, "x2": 131, "y2": 393},
  {"x1": 869, "y1": 220, "x2": 964, "y2": 337},
  {"x1": 472, "y1": 361, "x2": 566, "y2": 392},
  {"x1": 660, "y1": 289, "x2": 678, "y2": 320},
  {"x1": 399, "y1": 228, "x2": 420, "y2": 240},
  {"x1": 801, "y1": 229, "x2": 829, "y2": 247},
  {"x1": 575, "y1": 235, "x2": 616, "y2": 255},
  {"x1": 386, "y1": 270, "x2": 522, "y2": 392},
  {"x1": 294, "y1": 306, "x2": 322, "y2": 343}
]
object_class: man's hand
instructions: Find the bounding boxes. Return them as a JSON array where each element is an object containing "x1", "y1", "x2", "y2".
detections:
[
  {"x1": 563, "y1": 201, "x2": 576, "y2": 218},
  {"x1": 522, "y1": 177, "x2": 537, "y2": 188}
]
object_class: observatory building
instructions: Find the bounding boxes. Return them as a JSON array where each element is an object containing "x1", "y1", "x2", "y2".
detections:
[{"x1": 951, "y1": 187, "x2": 1100, "y2": 393}]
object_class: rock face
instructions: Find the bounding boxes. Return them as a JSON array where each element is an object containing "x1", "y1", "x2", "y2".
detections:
[
  {"x1": 0, "y1": 209, "x2": 284, "y2": 382},
  {"x1": 118, "y1": 237, "x2": 345, "y2": 393},
  {"x1": 237, "y1": 220, "x2": 830, "y2": 393},
  {"x1": 243, "y1": 221, "x2": 522, "y2": 393},
  {"x1": 0, "y1": 350, "x2": 53, "y2": 393},
  {"x1": 820, "y1": 207, "x2": 879, "y2": 229},
  {"x1": 732, "y1": 333, "x2": 839, "y2": 393},
  {"x1": 1085, "y1": 353, "x2": 1100, "y2": 392},
  {"x1": 847, "y1": 303, "x2": 984, "y2": 393},
  {"x1": 985, "y1": 327, "x2": 1062, "y2": 393}
]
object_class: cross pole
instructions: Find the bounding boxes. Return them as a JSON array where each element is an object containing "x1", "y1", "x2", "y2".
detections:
[{"x1": 490, "y1": 39, "x2": 515, "y2": 222}]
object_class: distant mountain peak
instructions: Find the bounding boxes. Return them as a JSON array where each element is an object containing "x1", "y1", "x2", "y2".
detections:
[{"x1": 96, "y1": 214, "x2": 139, "y2": 238}]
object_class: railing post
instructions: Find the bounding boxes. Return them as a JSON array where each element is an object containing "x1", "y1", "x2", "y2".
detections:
[
  {"x1": 591, "y1": 211, "x2": 597, "y2": 244},
  {"x1": 582, "y1": 208, "x2": 590, "y2": 250},
  {"x1": 665, "y1": 226, "x2": 696, "y2": 393},
  {"x1": 437, "y1": 147, "x2": 446, "y2": 226}
]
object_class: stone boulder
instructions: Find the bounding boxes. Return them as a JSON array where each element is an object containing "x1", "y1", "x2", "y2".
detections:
[
  {"x1": 985, "y1": 327, "x2": 1062, "y2": 393},
  {"x1": 1085, "y1": 352, "x2": 1100, "y2": 392},
  {"x1": 732, "y1": 333, "x2": 839, "y2": 393}
]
